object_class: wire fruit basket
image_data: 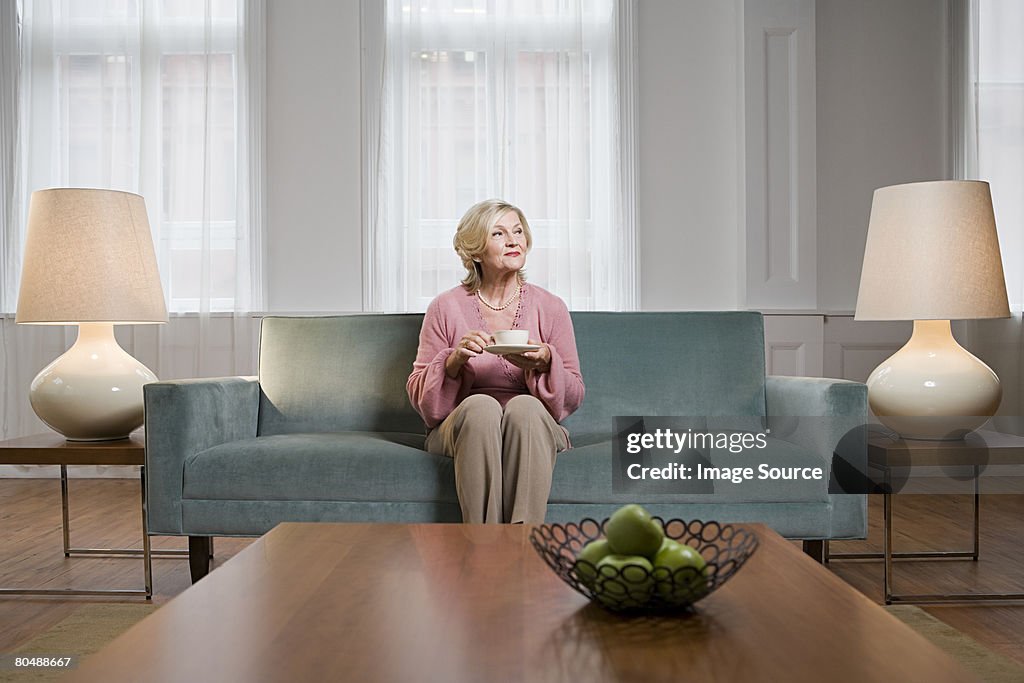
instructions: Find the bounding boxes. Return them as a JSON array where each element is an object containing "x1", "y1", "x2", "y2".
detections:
[{"x1": 529, "y1": 517, "x2": 759, "y2": 614}]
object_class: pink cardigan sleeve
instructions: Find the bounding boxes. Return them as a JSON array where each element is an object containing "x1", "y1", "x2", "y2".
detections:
[
  {"x1": 525, "y1": 300, "x2": 585, "y2": 422},
  {"x1": 407, "y1": 298, "x2": 475, "y2": 429}
]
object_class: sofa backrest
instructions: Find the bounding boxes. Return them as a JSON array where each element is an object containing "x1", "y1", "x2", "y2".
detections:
[
  {"x1": 258, "y1": 315, "x2": 425, "y2": 435},
  {"x1": 257, "y1": 311, "x2": 767, "y2": 438},
  {"x1": 560, "y1": 312, "x2": 766, "y2": 443}
]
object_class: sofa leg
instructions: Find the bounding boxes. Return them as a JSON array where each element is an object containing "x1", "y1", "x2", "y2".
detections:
[
  {"x1": 189, "y1": 536, "x2": 212, "y2": 583},
  {"x1": 802, "y1": 540, "x2": 825, "y2": 563}
]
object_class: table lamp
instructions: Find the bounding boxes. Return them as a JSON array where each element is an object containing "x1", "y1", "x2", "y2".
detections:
[
  {"x1": 855, "y1": 180, "x2": 1010, "y2": 440},
  {"x1": 16, "y1": 188, "x2": 168, "y2": 441}
]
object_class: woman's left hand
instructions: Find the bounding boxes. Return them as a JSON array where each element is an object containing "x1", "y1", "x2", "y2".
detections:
[{"x1": 504, "y1": 340, "x2": 552, "y2": 374}]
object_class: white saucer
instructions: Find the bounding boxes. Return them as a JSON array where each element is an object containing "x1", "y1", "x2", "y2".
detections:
[{"x1": 484, "y1": 344, "x2": 541, "y2": 355}]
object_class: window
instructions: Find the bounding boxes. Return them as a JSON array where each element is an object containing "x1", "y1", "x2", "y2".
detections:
[
  {"x1": 15, "y1": 0, "x2": 260, "y2": 313},
  {"x1": 974, "y1": 0, "x2": 1024, "y2": 309},
  {"x1": 367, "y1": 0, "x2": 635, "y2": 312}
]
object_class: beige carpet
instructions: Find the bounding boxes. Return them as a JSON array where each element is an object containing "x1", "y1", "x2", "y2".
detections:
[
  {"x1": 1, "y1": 604, "x2": 156, "y2": 683},
  {"x1": 886, "y1": 605, "x2": 1024, "y2": 682}
]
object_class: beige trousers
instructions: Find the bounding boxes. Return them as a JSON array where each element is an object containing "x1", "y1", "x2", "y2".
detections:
[{"x1": 425, "y1": 394, "x2": 568, "y2": 524}]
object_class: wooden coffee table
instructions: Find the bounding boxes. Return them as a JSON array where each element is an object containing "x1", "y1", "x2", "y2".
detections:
[{"x1": 68, "y1": 523, "x2": 976, "y2": 682}]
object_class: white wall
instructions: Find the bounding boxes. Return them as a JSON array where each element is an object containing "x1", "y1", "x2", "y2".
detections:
[
  {"x1": 262, "y1": 1, "x2": 953, "y2": 316},
  {"x1": 637, "y1": 0, "x2": 743, "y2": 311},
  {"x1": 815, "y1": 0, "x2": 949, "y2": 312},
  {"x1": 744, "y1": 0, "x2": 817, "y2": 311},
  {"x1": 266, "y1": 0, "x2": 363, "y2": 312},
  {"x1": 263, "y1": 1, "x2": 746, "y2": 313}
]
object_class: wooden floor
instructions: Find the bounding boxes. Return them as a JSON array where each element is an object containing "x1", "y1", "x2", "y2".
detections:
[
  {"x1": 1, "y1": 478, "x2": 1023, "y2": 665},
  {"x1": 0, "y1": 478, "x2": 253, "y2": 654},
  {"x1": 827, "y1": 487, "x2": 1024, "y2": 666}
]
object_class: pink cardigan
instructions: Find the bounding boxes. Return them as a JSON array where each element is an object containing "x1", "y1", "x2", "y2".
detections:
[{"x1": 407, "y1": 284, "x2": 585, "y2": 431}]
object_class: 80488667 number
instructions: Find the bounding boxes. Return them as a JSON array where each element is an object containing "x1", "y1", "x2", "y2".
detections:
[{"x1": 15, "y1": 657, "x2": 73, "y2": 668}]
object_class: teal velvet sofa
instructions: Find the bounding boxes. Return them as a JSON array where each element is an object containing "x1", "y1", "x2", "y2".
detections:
[{"x1": 144, "y1": 312, "x2": 867, "y2": 580}]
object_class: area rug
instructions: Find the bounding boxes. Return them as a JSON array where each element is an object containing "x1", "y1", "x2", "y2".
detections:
[
  {"x1": 1, "y1": 603, "x2": 156, "y2": 683},
  {"x1": 886, "y1": 605, "x2": 1024, "y2": 682}
]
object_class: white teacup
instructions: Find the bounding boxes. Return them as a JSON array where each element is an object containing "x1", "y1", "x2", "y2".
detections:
[{"x1": 492, "y1": 329, "x2": 529, "y2": 346}]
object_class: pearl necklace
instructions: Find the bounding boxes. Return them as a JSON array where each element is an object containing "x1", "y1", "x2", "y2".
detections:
[{"x1": 477, "y1": 282, "x2": 521, "y2": 311}]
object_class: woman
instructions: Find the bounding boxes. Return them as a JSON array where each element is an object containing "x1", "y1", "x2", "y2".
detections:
[{"x1": 407, "y1": 199, "x2": 585, "y2": 524}]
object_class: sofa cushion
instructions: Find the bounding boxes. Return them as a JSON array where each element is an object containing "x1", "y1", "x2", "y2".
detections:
[
  {"x1": 257, "y1": 312, "x2": 768, "y2": 441},
  {"x1": 561, "y1": 312, "x2": 768, "y2": 443},
  {"x1": 258, "y1": 315, "x2": 426, "y2": 436},
  {"x1": 182, "y1": 433, "x2": 455, "y2": 503},
  {"x1": 549, "y1": 436, "x2": 830, "y2": 505}
]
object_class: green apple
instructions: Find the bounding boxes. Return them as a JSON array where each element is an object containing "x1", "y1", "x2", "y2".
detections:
[
  {"x1": 594, "y1": 554, "x2": 655, "y2": 608},
  {"x1": 653, "y1": 542, "x2": 709, "y2": 604},
  {"x1": 605, "y1": 504, "x2": 664, "y2": 558},
  {"x1": 658, "y1": 537, "x2": 682, "y2": 554},
  {"x1": 574, "y1": 539, "x2": 612, "y2": 588}
]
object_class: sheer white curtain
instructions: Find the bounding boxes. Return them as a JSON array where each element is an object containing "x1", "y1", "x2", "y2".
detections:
[
  {"x1": 0, "y1": 0, "x2": 264, "y2": 454},
  {"x1": 367, "y1": 0, "x2": 636, "y2": 313},
  {"x1": 960, "y1": 0, "x2": 1024, "y2": 425},
  {"x1": 964, "y1": 0, "x2": 1023, "y2": 309}
]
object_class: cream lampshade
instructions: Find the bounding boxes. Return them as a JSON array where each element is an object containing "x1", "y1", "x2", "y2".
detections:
[
  {"x1": 16, "y1": 188, "x2": 167, "y2": 441},
  {"x1": 855, "y1": 180, "x2": 1010, "y2": 440}
]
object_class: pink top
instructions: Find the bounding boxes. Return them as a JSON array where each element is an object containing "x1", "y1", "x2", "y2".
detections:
[{"x1": 406, "y1": 283, "x2": 585, "y2": 432}]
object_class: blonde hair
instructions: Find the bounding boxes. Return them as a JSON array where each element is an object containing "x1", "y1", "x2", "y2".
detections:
[{"x1": 453, "y1": 199, "x2": 532, "y2": 291}]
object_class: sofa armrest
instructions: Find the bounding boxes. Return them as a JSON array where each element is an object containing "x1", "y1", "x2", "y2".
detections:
[
  {"x1": 766, "y1": 376, "x2": 869, "y2": 540},
  {"x1": 770, "y1": 374, "x2": 864, "y2": 485},
  {"x1": 765, "y1": 375, "x2": 867, "y2": 466},
  {"x1": 766, "y1": 375, "x2": 866, "y2": 418},
  {"x1": 144, "y1": 376, "x2": 260, "y2": 534}
]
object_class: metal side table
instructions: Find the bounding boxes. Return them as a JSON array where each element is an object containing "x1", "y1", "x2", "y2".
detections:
[
  {"x1": 0, "y1": 431, "x2": 193, "y2": 598},
  {"x1": 827, "y1": 430, "x2": 1024, "y2": 604}
]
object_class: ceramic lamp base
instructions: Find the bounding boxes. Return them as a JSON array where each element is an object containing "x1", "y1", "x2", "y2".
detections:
[
  {"x1": 29, "y1": 323, "x2": 157, "y2": 441},
  {"x1": 867, "y1": 320, "x2": 1001, "y2": 441}
]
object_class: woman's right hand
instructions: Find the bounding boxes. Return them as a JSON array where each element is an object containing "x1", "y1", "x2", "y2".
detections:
[{"x1": 445, "y1": 330, "x2": 493, "y2": 377}]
